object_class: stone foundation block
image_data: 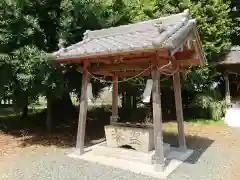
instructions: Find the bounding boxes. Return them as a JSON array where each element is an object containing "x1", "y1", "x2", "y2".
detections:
[{"x1": 104, "y1": 124, "x2": 154, "y2": 153}]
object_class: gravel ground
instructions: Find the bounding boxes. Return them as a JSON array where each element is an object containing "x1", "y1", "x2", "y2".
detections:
[{"x1": 1, "y1": 124, "x2": 240, "y2": 180}]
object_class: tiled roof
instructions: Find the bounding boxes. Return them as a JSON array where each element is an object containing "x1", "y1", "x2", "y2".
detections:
[{"x1": 52, "y1": 9, "x2": 197, "y2": 60}]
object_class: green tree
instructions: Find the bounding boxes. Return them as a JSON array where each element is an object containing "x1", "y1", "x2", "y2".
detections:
[
  {"x1": 0, "y1": 0, "x2": 234, "y2": 124},
  {"x1": 0, "y1": 0, "x2": 110, "y2": 130},
  {"x1": 229, "y1": 0, "x2": 240, "y2": 45},
  {"x1": 189, "y1": 0, "x2": 232, "y2": 62},
  {"x1": 9, "y1": 46, "x2": 47, "y2": 119}
]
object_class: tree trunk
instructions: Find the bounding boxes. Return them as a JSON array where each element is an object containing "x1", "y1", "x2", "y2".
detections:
[
  {"x1": 50, "y1": 92, "x2": 77, "y2": 128},
  {"x1": 46, "y1": 95, "x2": 52, "y2": 132},
  {"x1": 121, "y1": 92, "x2": 126, "y2": 107},
  {"x1": 125, "y1": 92, "x2": 132, "y2": 108},
  {"x1": 20, "y1": 104, "x2": 28, "y2": 120},
  {"x1": 132, "y1": 94, "x2": 137, "y2": 109}
]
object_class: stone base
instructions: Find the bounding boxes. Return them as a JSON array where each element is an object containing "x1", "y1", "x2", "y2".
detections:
[
  {"x1": 93, "y1": 142, "x2": 170, "y2": 165},
  {"x1": 68, "y1": 142, "x2": 194, "y2": 179},
  {"x1": 104, "y1": 124, "x2": 154, "y2": 152}
]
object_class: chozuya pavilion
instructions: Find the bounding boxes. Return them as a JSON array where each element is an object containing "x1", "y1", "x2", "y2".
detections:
[
  {"x1": 50, "y1": 9, "x2": 204, "y2": 178},
  {"x1": 217, "y1": 46, "x2": 240, "y2": 127}
]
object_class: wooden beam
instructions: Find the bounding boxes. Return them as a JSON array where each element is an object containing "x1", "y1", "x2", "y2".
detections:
[
  {"x1": 56, "y1": 48, "x2": 168, "y2": 62},
  {"x1": 174, "y1": 49, "x2": 195, "y2": 60},
  {"x1": 56, "y1": 58, "x2": 111, "y2": 64},
  {"x1": 111, "y1": 76, "x2": 119, "y2": 124},
  {"x1": 90, "y1": 63, "x2": 150, "y2": 72},
  {"x1": 173, "y1": 71, "x2": 186, "y2": 150},
  {"x1": 55, "y1": 48, "x2": 172, "y2": 64},
  {"x1": 84, "y1": 56, "x2": 154, "y2": 65},
  {"x1": 174, "y1": 48, "x2": 202, "y2": 66},
  {"x1": 179, "y1": 59, "x2": 201, "y2": 66},
  {"x1": 151, "y1": 62, "x2": 165, "y2": 172},
  {"x1": 91, "y1": 71, "x2": 113, "y2": 76},
  {"x1": 108, "y1": 56, "x2": 169, "y2": 65},
  {"x1": 87, "y1": 59, "x2": 199, "y2": 76},
  {"x1": 91, "y1": 69, "x2": 187, "y2": 77},
  {"x1": 114, "y1": 71, "x2": 150, "y2": 77},
  {"x1": 90, "y1": 70, "x2": 151, "y2": 77},
  {"x1": 76, "y1": 61, "x2": 89, "y2": 155},
  {"x1": 119, "y1": 57, "x2": 154, "y2": 64}
]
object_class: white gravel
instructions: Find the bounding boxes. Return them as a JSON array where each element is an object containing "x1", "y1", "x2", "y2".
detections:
[
  {"x1": 0, "y1": 140, "x2": 233, "y2": 180},
  {"x1": 2, "y1": 125, "x2": 239, "y2": 180}
]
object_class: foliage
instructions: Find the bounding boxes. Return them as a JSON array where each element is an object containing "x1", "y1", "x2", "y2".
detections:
[
  {"x1": 189, "y1": 0, "x2": 233, "y2": 62},
  {"x1": 230, "y1": 0, "x2": 240, "y2": 45},
  {"x1": 0, "y1": 0, "x2": 235, "y2": 122},
  {"x1": 0, "y1": 54, "x2": 12, "y2": 99},
  {"x1": 0, "y1": 0, "x2": 108, "y2": 110},
  {"x1": 4, "y1": 46, "x2": 47, "y2": 109},
  {"x1": 191, "y1": 86, "x2": 226, "y2": 120},
  {"x1": 193, "y1": 94, "x2": 226, "y2": 120},
  {"x1": 60, "y1": 0, "x2": 107, "y2": 45},
  {"x1": 180, "y1": 0, "x2": 233, "y2": 116}
]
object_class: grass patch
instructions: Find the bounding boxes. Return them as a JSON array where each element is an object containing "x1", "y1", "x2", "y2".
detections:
[
  {"x1": 164, "y1": 125, "x2": 178, "y2": 134},
  {"x1": 164, "y1": 119, "x2": 226, "y2": 134},
  {"x1": 186, "y1": 119, "x2": 225, "y2": 125},
  {"x1": 0, "y1": 113, "x2": 19, "y2": 118}
]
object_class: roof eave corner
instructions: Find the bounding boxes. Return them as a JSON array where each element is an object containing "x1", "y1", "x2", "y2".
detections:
[
  {"x1": 47, "y1": 53, "x2": 58, "y2": 63},
  {"x1": 193, "y1": 27, "x2": 205, "y2": 66},
  {"x1": 48, "y1": 47, "x2": 66, "y2": 63}
]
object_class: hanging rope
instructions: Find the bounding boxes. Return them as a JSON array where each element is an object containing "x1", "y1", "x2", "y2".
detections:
[
  {"x1": 87, "y1": 65, "x2": 153, "y2": 84},
  {"x1": 156, "y1": 59, "x2": 179, "y2": 76},
  {"x1": 157, "y1": 64, "x2": 179, "y2": 76},
  {"x1": 86, "y1": 59, "x2": 179, "y2": 84}
]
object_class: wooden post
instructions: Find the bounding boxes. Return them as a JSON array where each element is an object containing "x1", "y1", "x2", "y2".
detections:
[
  {"x1": 151, "y1": 67, "x2": 165, "y2": 172},
  {"x1": 111, "y1": 76, "x2": 118, "y2": 124},
  {"x1": 76, "y1": 62, "x2": 89, "y2": 155},
  {"x1": 224, "y1": 73, "x2": 231, "y2": 106},
  {"x1": 173, "y1": 71, "x2": 186, "y2": 150}
]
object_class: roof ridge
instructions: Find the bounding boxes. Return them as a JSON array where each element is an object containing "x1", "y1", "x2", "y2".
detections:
[
  {"x1": 152, "y1": 16, "x2": 190, "y2": 47},
  {"x1": 83, "y1": 9, "x2": 191, "y2": 39},
  {"x1": 162, "y1": 19, "x2": 197, "y2": 51}
]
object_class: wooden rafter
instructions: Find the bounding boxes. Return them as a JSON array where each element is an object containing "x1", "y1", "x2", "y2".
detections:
[
  {"x1": 75, "y1": 45, "x2": 201, "y2": 76},
  {"x1": 193, "y1": 27, "x2": 205, "y2": 65},
  {"x1": 57, "y1": 46, "x2": 201, "y2": 70}
]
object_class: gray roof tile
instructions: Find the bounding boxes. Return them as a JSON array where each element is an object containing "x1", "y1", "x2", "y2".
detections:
[{"x1": 52, "y1": 9, "x2": 197, "y2": 60}]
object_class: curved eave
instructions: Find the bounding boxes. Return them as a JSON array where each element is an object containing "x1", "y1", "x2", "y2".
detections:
[{"x1": 48, "y1": 47, "x2": 169, "y2": 64}]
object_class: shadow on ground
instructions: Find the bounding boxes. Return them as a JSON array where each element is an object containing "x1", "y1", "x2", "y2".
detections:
[
  {"x1": 0, "y1": 107, "x2": 111, "y2": 148},
  {"x1": 0, "y1": 106, "x2": 214, "y2": 165},
  {"x1": 163, "y1": 132, "x2": 214, "y2": 164}
]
